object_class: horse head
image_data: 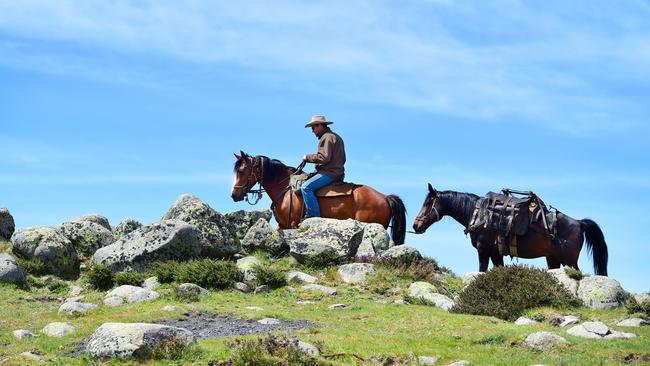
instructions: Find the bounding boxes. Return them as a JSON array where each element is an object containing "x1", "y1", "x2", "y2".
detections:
[
  {"x1": 413, "y1": 183, "x2": 443, "y2": 234},
  {"x1": 231, "y1": 150, "x2": 261, "y2": 202}
]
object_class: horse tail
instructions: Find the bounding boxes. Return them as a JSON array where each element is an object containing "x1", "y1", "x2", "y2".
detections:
[
  {"x1": 386, "y1": 195, "x2": 406, "y2": 245},
  {"x1": 579, "y1": 218, "x2": 608, "y2": 276}
]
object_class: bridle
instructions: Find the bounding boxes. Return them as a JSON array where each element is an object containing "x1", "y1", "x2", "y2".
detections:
[
  {"x1": 233, "y1": 156, "x2": 265, "y2": 205},
  {"x1": 414, "y1": 194, "x2": 440, "y2": 227}
]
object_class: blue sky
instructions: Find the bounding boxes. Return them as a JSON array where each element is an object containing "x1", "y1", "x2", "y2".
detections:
[{"x1": 1, "y1": 1, "x2": 649, "y2": 293}]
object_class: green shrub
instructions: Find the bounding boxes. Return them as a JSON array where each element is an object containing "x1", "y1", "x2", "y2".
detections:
[
  {"x1": 564, "y1": 267, "x2": 584, "y2": 281},
  {"x1": 301, "y1": 250, "x2": 345, "y2": 269},
  {"x1": 173, "y1": 286, "x2": 201, "y2": 303},
  {"x1": 114, "y1": 271, "x2": 148, "y2": 287},
  {"x1": 15, "y1": 257, "x2": 49, "y2": 277},
  {"x1": 452, "y1": 265, "x2": 582, "y2": 321},
  {"x1": 474, "y1": 334, "x2": 507, "y2": 345},
  {"x1": 626, "y1": 296, "x2": 650, "y2": 318},
  {"x1": 253, "y1": 264, "x2": 287, "y2": 289},
  {"x1": 177, "y1": 259, "x2": 242, "y2": 289},
  {"x1": 85, "y1": 264, "x2": 114, "y2": 291},
  {"x1": 26, "y1": 275, "x2": 46, "y2": 288},
  {"x1": 151, "y1": 261, "x2": 181, "y2": 283},
  {"x1": 212, "y1": 335, "x2": 330, "y2": 366},
  {"x1": 47, "y1": 281, "x2": 69, "y2": 294}
]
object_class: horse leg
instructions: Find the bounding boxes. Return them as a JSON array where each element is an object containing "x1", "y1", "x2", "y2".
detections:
[
  {"x1": 476, "y1": 242, "x2": 491, "y2": 272},
  {"x1": 546, "y1": 255, "x2": 561, "y2": 270},
  {"x1": 490, "y1": 246, "x2": 504, "y2": 269}
]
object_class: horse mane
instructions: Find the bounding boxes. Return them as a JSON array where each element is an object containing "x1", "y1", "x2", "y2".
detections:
[
  {"x1": 233, "y1": 155, "x2": 295, "y2": 182},
  {"x1": 438, "y1": 190, "x2": 481, "y2": 223}
]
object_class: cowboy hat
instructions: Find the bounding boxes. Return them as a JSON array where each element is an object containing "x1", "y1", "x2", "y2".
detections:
[{"x1": 304, "y1": 115, "x2": 334, "y2": 128}]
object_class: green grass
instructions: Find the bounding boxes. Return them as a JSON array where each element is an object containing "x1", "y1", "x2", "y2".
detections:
[{"x1": 0, "y1": 269, "x2": 649, "y2": 365}]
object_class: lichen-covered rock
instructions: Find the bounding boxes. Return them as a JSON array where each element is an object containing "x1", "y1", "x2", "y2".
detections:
[
  {"x1": 178, "y1": 283, "x2": 210, "y2": 298},
  {"x1": 86, "y1": 322, "x2": 195, "y2": 360},
  {"x1": 525, "y1": 332, "x2": 566, "y2": 349},
  {"x1": 11, "y1": 226, "x2": 80, "y2": 278},
  {"x1": 379, "y1": 245, "x2": 422, "y2": 262},
  {"x1": 93, "y1": 220, "x2": 201, "y2": 271},
  {"x1": 58, "y1": 301, "x2": 98, "y2": 316},
  {"x1": 42, "y1": 322, "x2": 75, "y2": 337},
  {"x1": 241, "y1": 219, "x2": 287, "y2": 255},
  {"x1": 285, "y1": 218, "x2": 365, "y2": 264},
  {"x1": 408, "y1": 281, "x2": 454, "y2": 311},
  {"x1": 58, "y1": 220, "x2": 114, "y2": 258},
  {"x1": 162, "y1": 194, "x2": 240, "y2": 258},
  {"x1": 337, "y1": 263, "x2": 376, "y2": 284},
  {"x1": 236, "y1": 256, "x2": 261, "y2": 283},
  {"x1": 548, "y1": 268, "x2": 579, "y2": 297},
  {"x1": 301, "y1": 284, "x2": 337, "y2": 295},
  {"x1": 286, "y1": 271, "x2": 316, "y2": 284},
  {"x1": 617, "y1": 318, "x2": 649, "y2": 327},
  {"x1": 566, "y1": 320, "x2": 637, "y2": 339},
  {"x1": 105, "y1": 285, "x2": 160, "y2": 304},
  {"x1": 70, "y1": 214, "x2": 112, "y2": 231},
  {"x1": 515, "y1": 317, "x2": 539, "y2": 325},
  {"x1": 113, "y1": 219, "x2": 142, "y2": 240},
  {"x1": 355, "y1": 223, "x2": 390, "y2": 258},
  {"x1": 225, "y1": 209, "x2": 273, "y2": 240},
  {"x1": 577, "y1": 276, "x2": 627, "y2": 309},
  {"x1": 0, "y1": 253, "x2": 26, "y2": 285},
  {"x1": 0, "y1": 207, "x2": 15, "y2": 240},
  {"x1": 13, "y1": 329, "x2": 35, "y2": 339}
]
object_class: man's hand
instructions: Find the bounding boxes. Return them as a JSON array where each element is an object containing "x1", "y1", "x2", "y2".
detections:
[{"x1": 302, "y1": 155, "x2": 308, "y2": 161}]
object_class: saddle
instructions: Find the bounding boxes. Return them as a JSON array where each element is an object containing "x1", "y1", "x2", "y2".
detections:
[
  {"x1": 467, "y1": 189, "x2": 554, "y2": 257},
  {"x1": 290, "y1": 174, "x2": 360, "y2": 197}
]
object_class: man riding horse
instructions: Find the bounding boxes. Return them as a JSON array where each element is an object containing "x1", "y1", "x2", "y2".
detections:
[{"x1": 301, "y1": 115, "x2": 346, "y2": 218}]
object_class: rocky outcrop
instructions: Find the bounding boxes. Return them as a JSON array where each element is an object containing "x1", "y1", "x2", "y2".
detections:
[
  {"x1": 0, "y1": 253, "x2": 26, "y2": 285},
  {"x1": 355, "y1": 223, "x2": 390, "y2": 258},
  {"x1": 0, "y1": 207, "x2": 15, "y2": 240},
  {"x1": 285, "y1": 218, "x2": 365, "y2": 264},
  {"x1": 241, "y1": 219, "x2": 287, "y2": 255},
  {"x1": 70, "y1": 214, "x2": 112, "y2": 231},
  {"x1": 58, "y1": 220, "x2": 114, "y2": 258},
  {"x1": 11, "y1": 226, "x2": 79, "y2": 278},
  {"x1": 86, "y1": 323, "x2": 195, "y2": 359},
  {"x1": 379, "y1": 245, "x2": 422, "y2": 262},
  {"x1": 236, "y1": 256, "x2": 261, "y2": 283},
  {"x1": 42, "y1": 322, "x2": 76, "y2": 337},
  {"x1": 105, "y1": 285, "x2": 160, "y2": 305},
  {"x1": 93, "y1": 220, "x2": 201, "y2": 271},
  {"x1": 577, "y1": 276, "x2": 627, "y2": 309},
  {"x1": 162, "y1": 194, "x2": 240, "y2": 258},
  {"x1": 113, "y1": 219, "x2": 142, "y2": 240},
  {"x1": 224, "y1": 209, "x2": 273, "y2": 240},
  {"x1": 548, "y1": 268, "x2": 580, "y2": 297},
  {"x1": 567, "y1": 321, "x2": 637, "y2": 339}
]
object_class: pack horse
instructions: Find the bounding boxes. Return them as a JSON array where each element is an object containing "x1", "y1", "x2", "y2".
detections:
[
  {"x1": 412, "y1": 184, "x2": 608, "y2": 275},
  {"x1": 231, "y1": 151, "x2": 407, "y2": 244}
]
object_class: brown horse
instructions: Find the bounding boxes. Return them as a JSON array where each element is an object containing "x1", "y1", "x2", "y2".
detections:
[
  {"x1": 412, "y1": 184, "x2": 608, "y2": 275},
  {"x1": 231, "y1": 151, "x2": 406, "y2": 244}
]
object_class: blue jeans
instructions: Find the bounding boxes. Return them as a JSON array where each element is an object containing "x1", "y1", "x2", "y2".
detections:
[{"x1": 301, "y1": 173, "x2": 334, "y2": 218}]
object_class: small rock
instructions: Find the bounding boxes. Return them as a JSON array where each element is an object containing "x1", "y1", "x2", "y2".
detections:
[
  {"x1": 328, "y1": 303, "x2": 348, "y2": 309},
  {"x1": 583, "y1": 321, "x2": 610, "y2": 336},
  {"x1": 42, "y1": 322, "x2": 75, "y2": 337},
  {"x1": 301, "y1": 284, "x2": 337, "y2": 296},
  {"x1": 447, "y1": 361, "x2": 470, "y2": 366},
  {"x1": 258, "y1": 318, "x2": 281, "y2": 325},
  {"x1": 142, "y1": 277, "x2": 160, "y2": 290},
  {"x1": 515, "y1": 317, "x2": 539, "y2": 325},
  {"x1": 337, "y1": 263, "x2": 376, "y2": 284},
  {"x1": 20, "y1": 352, "x2": 42, "y2": 362},
  {"x1": 287, "y1": 271, "x2": 317, "y2": 285},
  {"x1": 254, "y1": 285, "x2": 270, "y2": 294},
  {"x1": 559, "y1": 315, "x2": 580, "y2": 327},
  {"x1": 419, "y1": 356, "x2": 440, "y2": 365},
  {"x1": 13, "y1": 330, "x2": 36, "y2": 339},
  {"x1": 58, "y1": 301, "x2": 98, "y2": 315},
  {"x1": 296, "y1": 300, "x2": 315, "y2": 305},
  {"x1": 461, "y1": 272, "x2": 483, "y2": 286},
  {"x1": 246, "y1": 306, "x2": 264, "y2": 311},
  {"x1": 298, "y1": 341, "x2": 320, "y2": 357},
  {"x1": 161, "y1": 305, "x2": 177, "y2": 312},
  {"x1": 65, "y1": 295, "x2": 85, "y2": 303},
  {"x1": 604, "y1": 331, "x2": 637, "y2": 339},
  {"x1": 525, "y1": 332, "x2": 566, "y2": 349},
  {"x1": 126, "y1": 288, "x2": 160, "y2": 303},
  {"x1": 178, "y1": 283, "x2": 210, "y2": 298},
  {"x1": 232, "y1": 282, "x2": 250, "y2": 293},
  {"x1": 394, "y1": 299, "x2": 407, "y2": 305},
  {"x1": 68, "y1": 285, "x2": 85, "y2": 297},
  {"x1": 103, "y1": 296, "x2": 124, "y2": 307},
  {"x1": 617, "y1": 318, "x2": 649, "y2": 327}
]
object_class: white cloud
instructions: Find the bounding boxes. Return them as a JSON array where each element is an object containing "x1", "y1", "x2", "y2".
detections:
[{"x1": 1, "y1": 1, "x2": 649, "y2": 133}]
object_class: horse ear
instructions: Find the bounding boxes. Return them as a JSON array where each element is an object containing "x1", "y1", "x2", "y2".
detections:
[
  {"x1": 240, "y1": 150, "x2": 247, "y2": 158},
  {"x1": 234, "y1": 152, "x2": 241, "y2": 159},
  {"x1": 428, "y1": 183, "x2": 436, "y2": 195}
]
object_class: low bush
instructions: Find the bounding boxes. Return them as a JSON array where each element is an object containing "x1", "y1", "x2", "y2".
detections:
[
  {"x1": 15, "y1": 257, "x2": 49, "y2": 277},
  {"x1": 211, "y1": 335, "x2": 330, "y2": 366},
  {"x1": 626, "y1": 296, "x2": 650, "y2": 318},
  {"x1": 177, "y1": 259, "x2": 242, "y2": 289},
  {"x1": 564, "y1": 267, "x2": 584, "y2": 281},
  {"x1": 254, "y1": 264, "x2": 287, "y2": 289},
  {"x1": 47, "y1": 281, "x2": 69, "y2": 294},
  {"x1": 452, "y1": 265, "x2": 582, "y2": 321},
  {"x1": 151, "y1": 261, "x2": 181, "y2": 283},
  {"x1": 85, "y1": 264, "x2": 115, "y2": 291},
  {"x1": 114, "y1": 271, "x2": 148, "y2": 287}
]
